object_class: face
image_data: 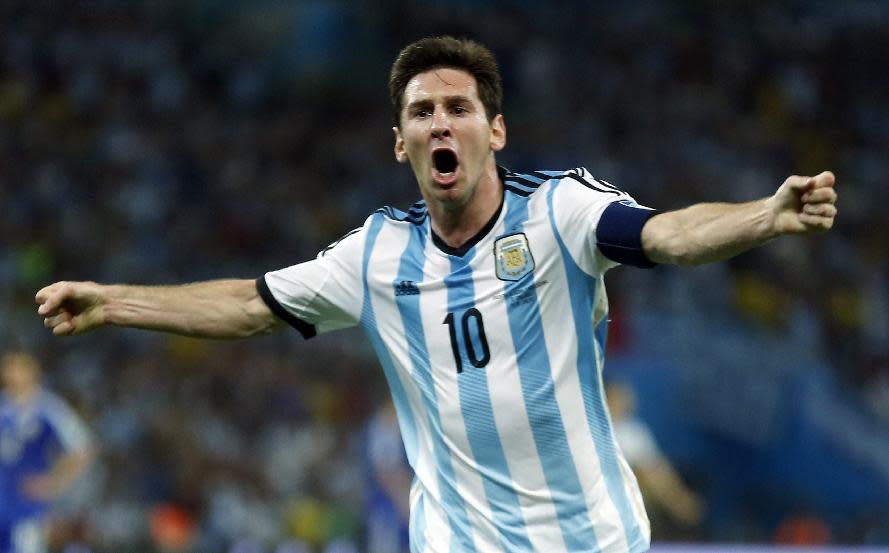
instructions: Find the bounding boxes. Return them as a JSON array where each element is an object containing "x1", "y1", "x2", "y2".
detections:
[
  {"x1": 393, "y1": 68, "x2": 506, "y2": 210},
  {"x1": 1, "y1": 352, "x2": 40, "y2": 394}
]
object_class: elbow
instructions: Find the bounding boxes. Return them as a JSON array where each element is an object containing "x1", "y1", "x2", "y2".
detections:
[
  {"x1": 668, "y1": 243, "x2": 703, "y2": 267},
  {"x1": 239, "y1": 298, "x2": 282, "y2": 338},
  {"x1": 642, "y1": 216, "x2": 703, "y2": 267},
  {"x1": 644, "y1": 233, "x2": 697, "y2": 267}
]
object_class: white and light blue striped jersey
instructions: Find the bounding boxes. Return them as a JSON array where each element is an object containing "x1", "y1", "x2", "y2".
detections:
[{"x1": 259, "y1": 167, "x2": 658, "y2": 553}]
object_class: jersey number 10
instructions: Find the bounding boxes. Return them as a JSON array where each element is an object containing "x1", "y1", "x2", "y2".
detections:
[{"x1": 443, "y1": 309, "x2": 491, "y2": 373}]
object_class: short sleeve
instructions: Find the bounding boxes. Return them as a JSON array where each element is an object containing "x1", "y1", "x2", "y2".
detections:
[
  {"x1": 44, "y1": 393, "x2": 93, "y2": 454},
  {"x1": 550, "y1": 168, "x2": 657, "y2": 274},
  {"x1": 258, "y1": 218, "x2": 369, "y2": 338},
  {"x1": 613, "y1": 419, "x2": 664, "y2": 470}
]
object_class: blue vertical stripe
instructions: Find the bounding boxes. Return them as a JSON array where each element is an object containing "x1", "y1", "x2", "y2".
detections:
[
  {"x1": 444, "y1": 250, "x2": 534, "y2": 552},
  {"x1": 500, "y1": 189, "x2": 601, "y2": 552},
  {"x1": 392, "y1": 221, "x2": 477, "y2": 553},
  {"x1": 545, "y1": 182, "x2": 644, "y2": 550},
  {"x1": 360, "y1": 214, "x2": 419, "y2": 469}
]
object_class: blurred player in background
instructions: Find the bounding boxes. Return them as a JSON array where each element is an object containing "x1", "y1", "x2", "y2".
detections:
[
  {"x1": 35, "y1": 36, "x2": 837, "y2": 552},
  {"x1": 0, "y1": 350, "x2": 95, "y2": 553},
  {"x1": 365, "y1": 399, "x2": 411, "y2": 553},
  {"x1": 606, "y1": 381, "x2": 703, "y2": 537}
]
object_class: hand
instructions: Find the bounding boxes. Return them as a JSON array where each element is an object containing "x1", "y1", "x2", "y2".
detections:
[
  {"x1": 21, "y1": 473, "x2": 58, "y2": 501},
  {"x1": 670, "y1": 490, "x2": 704, "y2": 527},
  {"x1": 35, "y1": 281, "x2": 106, "y2": 336},
  {"x1": 769, "y1": 171, "x2": 837, "y2": 234}
]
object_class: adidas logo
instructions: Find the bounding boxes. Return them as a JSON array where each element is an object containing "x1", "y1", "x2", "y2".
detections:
[{"x1": 395, "y1": 280, "x2": 420, "y2": 296}]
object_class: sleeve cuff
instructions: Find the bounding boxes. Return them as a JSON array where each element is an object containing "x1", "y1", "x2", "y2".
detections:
[
  {"x1": 255, "y1": 276, "x2": 317, "y2": 339},
  {"x1": 596, "y1": 201, "x2": 658, "y2": 268}
]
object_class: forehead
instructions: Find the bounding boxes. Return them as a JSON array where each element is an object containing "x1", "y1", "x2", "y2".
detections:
[{"x1": 403, "y1": 67, "x2": 480, "y2": 105}]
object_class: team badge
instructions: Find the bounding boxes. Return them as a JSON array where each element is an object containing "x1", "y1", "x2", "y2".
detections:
[{"x1": 494, "y1": 233, "x2": 535, "y2": 281}]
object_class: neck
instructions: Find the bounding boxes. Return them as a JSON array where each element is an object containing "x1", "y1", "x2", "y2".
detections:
[
  {"x1": 8, "y1": 386, "x2": 38, "y2": 405},
  {"x1": 428, "y1": 162, "x2": 502, "y2": 249}
]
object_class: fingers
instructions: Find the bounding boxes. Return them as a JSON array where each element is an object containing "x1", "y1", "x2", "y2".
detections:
[
  {"x1": 43, "y1": 311, "x2": 77, "y2": 336},
  {"x1": 801, "y1": 187, "x2": 837, "y2": 204},
  {"x1": 798, "y1": 212, "x2": 834, "y2": 230},
  {"x1": 36, "y1": 281, "x2": 92, "y2": 335},
  {"x1": 802, "y1": 202, "x2": 837, "y2": 217},
  {"x1": 35, "y1": 281, "x2": 69, "y2": 316},
  {"x1": 52, "y1": 320, "x2": 77, "y2": 336},
  {"x1": 784, "y1": 175, "x2": 816, "y2": 192},
  {"x1": 811, "y1": 170, "x2": 835, "y2": 189},
  {"x1": 785, "y1": 171, "x2": 836, "y2": 193},
  {"x1": 799, "y1": 172, "x2": 837, "y2": 234}
]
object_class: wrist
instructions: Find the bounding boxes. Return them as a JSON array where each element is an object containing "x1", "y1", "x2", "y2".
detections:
[
  {"x1": 98, "y1": 283, "x2": 124, "y2": 327},
  {"x1": 760, "y1": 196, "x2": 783, "y2": 240}
]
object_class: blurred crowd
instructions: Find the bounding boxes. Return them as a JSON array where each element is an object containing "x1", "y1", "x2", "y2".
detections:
[{"x1": 1, "y1": 1, "x2": 887, "y2": 551}]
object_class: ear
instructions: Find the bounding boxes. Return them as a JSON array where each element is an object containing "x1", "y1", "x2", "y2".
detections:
[
  {"x1": 489, "y1": 114, "x2": 506, "y2": 152},
  {"x1": 393, "y1": 126, "x2": 408, "y2": 164}
]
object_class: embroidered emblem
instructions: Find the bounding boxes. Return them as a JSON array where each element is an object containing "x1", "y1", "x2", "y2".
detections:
[
  {"x1": 494, "y1": 233, "x2": 535, "y2": 281},
  {"x1": 395, "y1": 280, "x2": 420, "y2": 296}
]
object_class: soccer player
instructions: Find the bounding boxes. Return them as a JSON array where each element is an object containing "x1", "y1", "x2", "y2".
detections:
[
  {"x1": 35, "y1": 37, "x2": 837, "y2": 553},
  {"x1": 0, "y1": 350, "x2": 95, "y2": 553}
]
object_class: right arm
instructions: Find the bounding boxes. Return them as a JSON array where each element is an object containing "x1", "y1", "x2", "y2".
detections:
[{"x1": 36, "y1": 279, "x2": 282, "y2": 338}]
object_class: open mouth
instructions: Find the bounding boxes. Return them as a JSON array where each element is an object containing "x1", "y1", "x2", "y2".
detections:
[{"x1": 433, "y1": 149, "x2": 458, "y2": 178}]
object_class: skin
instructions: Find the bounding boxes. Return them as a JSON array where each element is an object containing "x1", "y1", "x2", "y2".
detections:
[
  {"x1": 2, "y1": 352, "x2": 42, "y2": 402},
  {"x1": 34, "y1": 66, "x2": 838, "y2": 337},
  {"x1": 642, "y1": 171, "x2": 837, "y2": 266},
  {"x1": 393, "y1": 67, "x2": 506, "y2": 248}
]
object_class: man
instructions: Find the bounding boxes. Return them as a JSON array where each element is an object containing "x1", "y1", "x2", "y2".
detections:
[
  {"x1": 0, "y1": 350, "x2": 95, "y2": 553},
  {"x1": 36, "y1": 36, "x2": 837, "y2": 552}
]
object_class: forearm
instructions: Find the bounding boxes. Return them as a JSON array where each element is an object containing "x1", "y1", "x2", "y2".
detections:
[
  {"x1": 641, "y1": 199, "x2": 778, "y2": 266},
  {"x1": 48, "y1": 450, "x2": 94, "y2": 494},
  {"x1": 102, "y1": 279, "x2": 280, "y2": 338}
]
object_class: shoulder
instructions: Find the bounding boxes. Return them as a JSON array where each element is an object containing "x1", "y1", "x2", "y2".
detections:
[
  {"x1": 375, "y1": 199, "x2": 428, "y2": 225},
  {"x1": 35, "y1": 390, "x2": 76, "y2": 419},
  {"x1": 317, "y1": 200, "x2": 427, "y2": 260},
  {"x1": 502, "y1": 166, "x2": 627, "y2": 199}
]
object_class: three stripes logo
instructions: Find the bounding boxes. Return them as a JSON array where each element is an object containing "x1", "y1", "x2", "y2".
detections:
[{"x1": 395, "y1": 280, "x2": 420, "y2": 296}]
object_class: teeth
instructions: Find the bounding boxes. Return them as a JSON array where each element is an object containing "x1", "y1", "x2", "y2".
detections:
[{"x1": 440, "y1": 172, "x2": 454, "y2": 177}]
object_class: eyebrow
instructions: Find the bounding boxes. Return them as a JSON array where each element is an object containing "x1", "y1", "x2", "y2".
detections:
[{"x1": 406, "y1": 95, "x2": 473, "y2": 111}]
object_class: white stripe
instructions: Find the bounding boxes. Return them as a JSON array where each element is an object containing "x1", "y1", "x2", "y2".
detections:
[
  {"x1": 482, "y1": 216, "x2": 568, "y2": 553},
  {"x1": 533, "y1": 205, "x2": 630, "y2": 551},
  {"x1": 420, "y1": 237, "x2": 499, "y2": 552},
  {"x1": 366, "y1": 223, "x2": 451, "y2": 552}
]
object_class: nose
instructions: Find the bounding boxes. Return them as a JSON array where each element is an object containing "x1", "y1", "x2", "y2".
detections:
[{"x1": 430, "y1": 108, "x2": 451, "y2": 138}]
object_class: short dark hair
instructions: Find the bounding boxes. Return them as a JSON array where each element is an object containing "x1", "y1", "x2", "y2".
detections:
[{"x1": 389, "y1": 36, "x2": 503, "y2": 127}]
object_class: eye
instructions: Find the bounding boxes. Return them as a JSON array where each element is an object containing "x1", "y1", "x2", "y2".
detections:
[
  {"x1": 414, "y1": 109, "x2": 431, "y2": 119},
  {"x1": 452, "y1": 105, "x2": 467, "y2": 115}
]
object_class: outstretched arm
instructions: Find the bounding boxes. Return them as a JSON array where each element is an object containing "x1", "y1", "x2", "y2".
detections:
[
  {"x1": 642, "y1": 171, "x2": 837, "y2": 266},
  {"x1": 36, "y1": 279, "x2": 282, "y2": 338}
]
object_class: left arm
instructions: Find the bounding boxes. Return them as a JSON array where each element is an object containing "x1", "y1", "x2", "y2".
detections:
[
  {"x1": 642, "y1": 171, "x2": 837, "y2": 266},
  {"x1": 23, "y1": 448, "x2": 95, "y2": 501}
]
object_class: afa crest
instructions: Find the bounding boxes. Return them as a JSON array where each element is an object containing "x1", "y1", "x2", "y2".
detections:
[{"x1": 494, "y1": 233, "x2": 535, "y2": 281}]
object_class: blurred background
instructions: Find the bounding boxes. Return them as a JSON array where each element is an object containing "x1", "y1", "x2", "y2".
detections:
[{"x1": 1, "y1": 1, "x2": 887, "y2": 552}]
